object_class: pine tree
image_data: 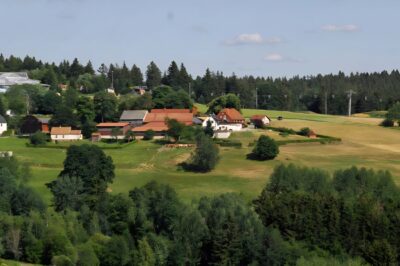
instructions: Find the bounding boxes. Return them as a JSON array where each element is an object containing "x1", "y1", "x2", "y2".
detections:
[
  {"x1": 145, "y1": 61, "x2": 162, "y2": 90},
  {"x1": 84, "y1": 61, "x2": 95, "y2": 75},
  {"x1": 130, "y1": 64, "x2": 144, "y2": 85},
  {"x1": 179, "y1": 63, "x2": 191, "y2": 89},
  {"x1": 165, "y1": 61, "x2": 180, "y2": 87}
]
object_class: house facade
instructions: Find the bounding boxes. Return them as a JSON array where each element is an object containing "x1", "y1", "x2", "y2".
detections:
[
  {"x1": 0, "y1": 115, "x2": 7, "y2": 135},
  {"x1": 50, "y1": 127, "x2": 82, "y2": 141},
  {"x1": 96, "y1": 122, "x2": 130, "y2": 139},
  {"x1": 132, "y1": 109, "x2": 194, "y2": 139},
  {"x1": 250, "y1": 115, "x2": 271, "y2": 128},
  {"x1": 215, "y1": 108, "x2": 245, "y2": 131},
  {"x1": 19, "y1": 115, "x2": 50, "y2": 135}
]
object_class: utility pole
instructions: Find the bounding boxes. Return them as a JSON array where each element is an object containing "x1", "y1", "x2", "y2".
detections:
[
  {"x1": 347, "y1": 89, "x2": 355, "y2": 116},
  {"x1": 255, "y1": 87, "x2": 258, "y2": 109},
  {"x1": 26, "y1": 94, "x2": 30, "y2": 115},
  {"x1": 324, "y1": 89, "x2": 328, "y2": 115},
  {"x1": 111, "y1": 70, "x2": 114, "y2": 90}
]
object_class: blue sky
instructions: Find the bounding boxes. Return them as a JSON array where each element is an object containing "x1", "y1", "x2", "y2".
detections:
[{"x1": 1, "y1": 0, "x2": 399, "y2": 77}]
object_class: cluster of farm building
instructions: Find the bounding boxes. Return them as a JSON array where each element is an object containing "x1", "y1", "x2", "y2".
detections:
[{"x1": 8, "y1": 108, "x2": 271, "y2": 142}]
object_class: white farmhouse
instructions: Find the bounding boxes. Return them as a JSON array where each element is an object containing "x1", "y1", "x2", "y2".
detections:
[
  {"x1": 0, "y1": 115, "x2": 7, "y2": 135},
  {"x1": 50, "y1": 127, "x2": 83, "y2": 142}
]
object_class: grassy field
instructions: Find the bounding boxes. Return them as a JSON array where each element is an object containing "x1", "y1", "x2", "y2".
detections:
[{"x1": 2, "y1": 108, "x2": 400, "y2": 205}]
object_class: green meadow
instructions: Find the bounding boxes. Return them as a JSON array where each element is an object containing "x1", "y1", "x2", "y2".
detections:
[{"x1": 2, "y1": 108, "x2": 400, "y2": 205}]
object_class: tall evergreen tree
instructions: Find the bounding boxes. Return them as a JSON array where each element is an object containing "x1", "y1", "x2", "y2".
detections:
[
  {"x1": 130, "y1": 64, "x2": 144, "y2": 85},
  {"x1": 145, "y1": 61, "x2": 162, "y2": 90}
]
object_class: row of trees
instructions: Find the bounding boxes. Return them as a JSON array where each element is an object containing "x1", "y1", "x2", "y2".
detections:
[
  {"x1": 4, "y1": 146, "x2": 387, "y2": 265},
  {"x1": 1, "y1": 54, "x2": 400, "y2": 115},
  {"x1": 0, "y1": 83, "x2": 193, "y2": 138}
]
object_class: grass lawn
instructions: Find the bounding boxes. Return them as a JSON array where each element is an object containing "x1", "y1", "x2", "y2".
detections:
[{"x1": 1, "y1": 108, "x2": 399, "y2": 205}]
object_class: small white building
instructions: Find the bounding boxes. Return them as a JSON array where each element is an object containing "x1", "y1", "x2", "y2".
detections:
[
  {"x1": 250, "y1": 115, "x2": 271, "y2": 127},
  {"x1": 217, "y1": 123, "x2": 243, "y2": 132},
  {"x1": 200, "y1": 115, "x2": 242, "y2": 132},
  {"x1": 50, "y1": 127, "x2": 83, "y2": 142},
  {"x1": 200, "y1": 116, "x2": 219, "y2": 129},
  {"x1": 0, "y1": 115, "x2": 7, "y2": 135}
]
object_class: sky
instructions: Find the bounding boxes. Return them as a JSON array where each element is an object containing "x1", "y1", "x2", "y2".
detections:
[{"x1": 1, "y1": 0, "x2": 399, "y2": 78}]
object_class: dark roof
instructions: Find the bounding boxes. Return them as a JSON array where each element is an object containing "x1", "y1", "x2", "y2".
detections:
[
  {"x1": 120, "y1": 110, "x2": 148, "y2": 121},
  {"x1": 0, "y1": 115, "x2": 6, "y2": 123}
]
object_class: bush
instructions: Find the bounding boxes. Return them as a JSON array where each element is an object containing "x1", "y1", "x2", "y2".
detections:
[
  {"x1": 267, "y1": 126, "x2": 297, "y2": 135},
  {"x1": 298, "y1": 127, "x2": 311, "y2": 136},
  {"x1": 249, "y1": 135, "x2": 279, "y2": 160},
  {"x1": 380, "y1": 118, "x2": 394, "y2": 127},
  {"x1": 143, "y1": 130, "x2": 155, "y2": 140},
  {"x1": 30, "y1": 131, "x2": 48, "y2": 146},
  {"x1": 213, "y1": 139, "x2": 242, "y2": 148}
]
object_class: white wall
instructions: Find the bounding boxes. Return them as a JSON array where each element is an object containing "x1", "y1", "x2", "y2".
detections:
[
  {"x1": 0, "y1": 123, "x2": 7, "y2": 135},
  {"x1": 217, "y1": 123, "x2": 242, "y2": 132},
  {"x1": 214, "y1": 131, "x2": 231, "y2": 139},
  {"x1": 202, "y1": 117, "x2": 218, "y2": 129},
  {"x1": 51, "y1": 134, "x2": 83, "y2": 141}
]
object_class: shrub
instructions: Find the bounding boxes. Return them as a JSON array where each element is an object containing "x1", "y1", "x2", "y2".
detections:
[
  {"x1": 143, "y1": 130, "x2": 155, "y2": 140},
  {"x1": 213, "y1": 139, "x2": 242, "y2": 148},
  {"x1": 380, "y1": 118, "x2": 394, "y2": 127},
  {"x1": 30, "y1": 131, "x2": 48, "y2": 146},
  {"x1": 250, "y1": 135, "x2": 279, "y2": 160},
  {"x1": 298, "y1": 127, "x2": 312, "y2": 136}
]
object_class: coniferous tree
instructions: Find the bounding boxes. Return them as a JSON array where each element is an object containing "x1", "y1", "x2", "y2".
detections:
[
  {"x1": 145, "y1": 61, "x2": 162, "y2": 90},
  {"x1": 130, "y1": 64, "x2": 144, "y2": 85}
]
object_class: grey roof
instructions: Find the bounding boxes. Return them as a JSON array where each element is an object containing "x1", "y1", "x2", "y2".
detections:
[
  {"x1": 38, "y1": 117, "x2": 50, "y2": 123},
  {"x1": 0, "y1": 115, "x2": 6, "y2": 123},
  {"x1": 0, "y1": 72, "x2": 41, "y2": 86},
  {"x1": 120, "y1": 110, "x2": 148, "y2": 121},
  {"x1": 192, "y1": 117, "x2": 203, "y2": 125}
]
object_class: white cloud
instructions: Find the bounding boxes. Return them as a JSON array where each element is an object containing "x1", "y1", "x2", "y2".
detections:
[
  {"x1": 264, "y1": 53, "x2": 302, "y2": 63},
  {"x1": 321, "y1": 24, "x2": 359, "y2": 32},
  {"x1": 225, "y1": 33, "x2": 282, "y2": 45},
  {"x1": 264, "y1": 53, "x2": 284, "y2": 62}
]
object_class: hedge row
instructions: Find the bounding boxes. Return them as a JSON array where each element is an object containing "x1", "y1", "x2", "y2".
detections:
[
  {"x1": 213, "y1": 139, "x2": 242, "y2": 148},
  {"x1": 26, "y1": 141, "x2": 136, "y2": 150}
]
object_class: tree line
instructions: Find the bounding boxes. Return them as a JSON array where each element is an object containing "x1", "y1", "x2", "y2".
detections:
[
  {"x1": 1, "y1": 145, "x2": 399, "y2": 265},
  {"x1": 1, "y1": 54, "x2": 400, "y2": 115}
]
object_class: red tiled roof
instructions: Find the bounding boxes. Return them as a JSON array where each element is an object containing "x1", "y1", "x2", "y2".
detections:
[
  {"x1": 218, "y1": 108, "x2": 244, "y2": 121},
  {"x1": 144, "y1": 113, "x2": 193, "y2": 124},
  {"x1": 151, "y1": 109, "x2": 191, "y2": 113},
  {"x1": 132, "y1": 122, "x2": 168, "y2": 132},
  {"x1": 97, "y1": 122, "x2": 129, "y2": 127}
]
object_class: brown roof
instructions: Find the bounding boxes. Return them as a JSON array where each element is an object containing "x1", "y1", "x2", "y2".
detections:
[
  {"x1": 132, "y1": 122, "x2": 168, "y2": 132},
  {"x1": 144, "y1": 113, "x2": 193, "y2": 125},
  {"x1": 97, "y1": 122, "x2": 129, "y2": 127},
  {"x1": 251, "y1": 115, "x2": 268, "y2": 120},
  {"x1": 151, "y1": 109, "x2": 191, "y2": 113},
  {"x1": 218, "y1": 108, "x2": 244, "y2": 121},
  {"x1": 51, "y1": 127, "x2": 81, "y2": 135}
]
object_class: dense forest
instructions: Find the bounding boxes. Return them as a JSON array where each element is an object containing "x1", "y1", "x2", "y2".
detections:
[
  {"x1": 1, "y1": 54, "x2": 400, "y2": 115},
  {"x1": 1, "y1": 145, "x2": 399, "y2": 265}
]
